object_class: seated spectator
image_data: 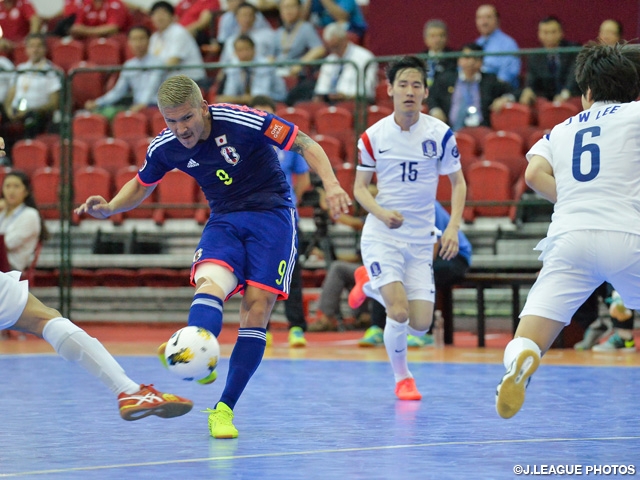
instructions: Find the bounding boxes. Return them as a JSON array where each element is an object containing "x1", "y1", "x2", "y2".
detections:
[
  {"x1": 4, "y1": 34, "x2": 61, "y2": 141},
  {"x1": 427, "y1": 43, "x2": 514, "y2": 131},
  {"x1": 275, "y1": 0, "x2": 326, "y2": 78},
  {"x1": 216, "y1": 35, "x2": 286, "y2": 104},
  {"x1": 422, "y1": 19, "x2": 457, "y2": 88},
  {"x1": 519, "y1": 16, "x2": 580, "y2": 106},
  {"x1": 175, "y1": 0, "x2": 221, "y2": 45},
  {"x1": 218, "y1": 2, "x2": 277, "y2": 65},
  {"x1": 598, "y1": 19, "x2": 623, "y2": 45},
  {"x1": 205, "y1": 0, "x2": 271, "y2": 56},
  {"x1": 0, "y1": 170, "x2": 47, "y2": 273},
  {"x1": 0, "y1": 0, "x2": 42, "y2": 55},
  {"x1": 70, "y1": 0, "x2": 133, "y2": 39},
  {"x1": 302, "y1": 0, "x2": 367, "y2": 40},
  {"x1": 49, "y1": 0, "x2": 87, "y2": 37},
  {"x1": 313, "y1": 22, "x2": 377, "y2": 104},
  {"x1": 475, "y1": 4, "x2": 521, "y2": 89},
  {"x1": 84, "y1": 26, "x2": 164, "y2": 120},
  {"x1": 148, "y1": 1, "x2": 208, "y2": 86},
  {"x1": 0, "y1": 56, "x2": 15, "y2": 128}
]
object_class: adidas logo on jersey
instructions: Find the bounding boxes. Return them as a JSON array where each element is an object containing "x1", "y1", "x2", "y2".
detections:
[{"x1": 187, "y1": 159, "x2": 199, "y2": 168}]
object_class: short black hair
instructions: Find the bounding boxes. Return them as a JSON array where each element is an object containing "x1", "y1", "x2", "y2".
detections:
[
  {"x1": 539, "y1": 15, "x2": 562, "y2": 27},
  {"x1": 234, "y1": 34, "x2": 255, "y2": 48},
  {"x1": 128, "y1": 25, "x2": 151, "y2": 37},
  {"x1": 150, "y1": 1, "x2": 174, "y2": 16},
  {"x1": 248, "y1": 95, "x2": 276, "y2": 111},
  {"x1": 386, "y1": 56, "x2": 428, "y2": 87},
  {"x1": 575, "y1": 42, "x2": 640, "y2": 103}
]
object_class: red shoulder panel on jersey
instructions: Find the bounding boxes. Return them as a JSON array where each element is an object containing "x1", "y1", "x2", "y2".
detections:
[{"x1": 360, "y1": 132, "x2": 375, "y2": 164}]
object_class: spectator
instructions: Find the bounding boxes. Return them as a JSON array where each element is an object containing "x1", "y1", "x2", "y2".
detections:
[
  {"x1": 0, "y1": 0, "x2": 42, "y2": 55},
  {"x1": 519, "y1": 16, "x2": 580, "y2": 105},
  {"x1": 206, "y1": 0, "x2": 271, "y2": 56},
  {"x1": 427, "y1": 43, "x2": 514, "y2": 131},
  {"x1": 0, "y1": 56, "x2": 15, "y2": 127},
  {"x1": 475, "y1": 4, "x2": 521, "y2": 89},
  {"x1": 4, "y1": 34, "x2": 61, "y2": 141},
  {"x1": 598, "y1": 19, "x2": 623, "y2": 46},
  {"x1": 49, "y1": 0, "x2": 86, "y2": 37},
  {"x1": 302, "y1": 0, "x2": 367, "y2": 40},
  {"x1": 313, "y1": 22, "x2": 377, "y2": 104},
  {"x1": 0, "y1": 170, "x2": 47, "y2": 273},
  {"x1": 249, "y1": 94, "x2": 311, "y2": 347},
  {"x1": 216, "y1": 35, "x2": 286, "y2": 103},
  {"x1": 84, "y1": 26, "x2": 164, "y2": 121},
  {"x1": 70, "y1": 0, "x2": 133, "y2": 39},
  {"x1": 275, "y1": 0, "x2": 326, "y2": 78},
  {"x1": 148, "y1": 1, "x2": 208, "y2": 85},
  {"x1": 218, "y1": 2, "x2": 277, "y2": 66},
  {"x1": 175, "y1": 0, "x2": 221, "y2": 45},
  {"x1": 421, "y1": 19, "x2": 457, "y2": 88}
]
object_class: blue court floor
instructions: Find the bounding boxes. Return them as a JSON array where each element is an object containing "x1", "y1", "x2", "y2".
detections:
[{"x1": 1, "y1": 354, "x2": 639, "y2": 479}]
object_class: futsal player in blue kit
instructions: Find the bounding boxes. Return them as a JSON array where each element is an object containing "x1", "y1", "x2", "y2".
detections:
[{"x1": 76, "y1": 75, "x2": 351, "y2": 438}]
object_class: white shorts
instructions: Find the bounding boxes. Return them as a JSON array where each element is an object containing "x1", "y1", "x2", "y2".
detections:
[
  {"x1": 360, "y1": 234, "x2": 435, "y2": 303},
  {"x1": 0, "y1": 271, "x2": 29, "y2": 330},
  {"x1": 521, "y1": 230, "x2": 640, "y2": 325}
]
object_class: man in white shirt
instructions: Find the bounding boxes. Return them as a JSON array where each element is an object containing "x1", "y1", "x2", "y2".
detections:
[{"x1": 313, "y1": 22, "x2": 376, "y2": 103}]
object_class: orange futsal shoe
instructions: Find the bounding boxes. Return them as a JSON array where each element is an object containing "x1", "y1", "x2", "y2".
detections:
[
  {"x1": 118, "y1": 384, "x2": 193, "y2": 421},
  {"x1": 395, "y1": 377, "x2": 422, "y2": 401},
  {"x1": 348, "y1": 265, "x2": 370, "y2": 309}
]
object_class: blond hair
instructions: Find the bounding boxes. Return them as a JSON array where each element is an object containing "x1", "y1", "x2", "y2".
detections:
[{"x1": 157, "y1": 75, "x2": 203, "y2": 110}]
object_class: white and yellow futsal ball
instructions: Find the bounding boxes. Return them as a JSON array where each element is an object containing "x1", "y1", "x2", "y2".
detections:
[{"x1": 164, "y1": 326, "x2": 219, "y2": 381}]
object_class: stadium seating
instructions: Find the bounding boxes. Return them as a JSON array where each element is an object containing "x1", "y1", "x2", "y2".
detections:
[
  {"x1": 51, "y1": 38, "x2": 85, "y2": 72},
  {"x1": 152, "y1": 169, "x2": 198, "y2": 225},
  {"x1": 92, "y1": 137, "x2": 132, "y2": 176},
  {"x1": 11, "y1": 139, "x2": 49, "y2": 175},
  {"x1": 465, "y1": 160, "x2": 513, "y2": 221},
  {"x1": 32, "y1": 167, "x2": 60, "y2": 220},
  {"x1": 313, "y1": 134, "x2": 343, "y2": 169},
  {"x1": 51, "y1": 138, "x2": 91, "y2": 170},
  {"x1": 537, "y1": 101, "x2": 580, "y2": 129},
  {"x1": 110, "y1": 165, "x2": 155, "y2": 224},
  {"x1": 150, "y1": 110, "x2": 167, "y2": 136},
  {"x1": 86, "y1": 37, "x2": 122, "y2": 66},
  {"x1": 73, "y1": 112, "x2": 109, "y2": 147},
  {"x1": 69, "y1": 61, "x2": 105, "y2": 110},
  {"x1": 366, "y1": 104, "x2": 392, "y2": 127},
  {"x1": 453, "y1": 131, "x2": 478, "y2": 172},
  {"x1": 73, "y1": 166, "x2": 112, "y2": 224},
  {"x1": 490, "y1": 102, "x2": 531, "y2": 131},
  {"x1": 482, "y1": 130, "x2": 526, "y2": 183},
  {"x1": 275, "y1": 106, "x2": 312, "y2": 133}
]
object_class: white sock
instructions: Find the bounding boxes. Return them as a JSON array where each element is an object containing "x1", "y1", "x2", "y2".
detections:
[
  {"x1": 407, "y1": 326, "x2": 428, "y2": 337},
  {"x1": 503, "y1": 337, "x2": 542, "y2": 369},
  {"x1": 42, "y1": 317, "x2": 139, "y2": 395},
  {"x1": 384, "y1": 317, "x2": 411, "y2": 382}
]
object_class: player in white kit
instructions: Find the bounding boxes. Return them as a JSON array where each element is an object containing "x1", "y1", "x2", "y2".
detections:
[
  {"x1": 352, "y1": 56, "x2": 467, "y2": 400},
  {"x1": 496, "y1": 42, "x2": 640, "y2": 419}
]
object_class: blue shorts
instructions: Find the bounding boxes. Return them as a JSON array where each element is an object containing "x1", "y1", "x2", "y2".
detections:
[{"x1": 191, "y1": 208, "x2": 297, "y2": 300}]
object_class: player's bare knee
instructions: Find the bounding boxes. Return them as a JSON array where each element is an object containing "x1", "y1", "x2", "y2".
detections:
[{"x1": 387, "y1": 305, "x2": 409, "y2": 323}]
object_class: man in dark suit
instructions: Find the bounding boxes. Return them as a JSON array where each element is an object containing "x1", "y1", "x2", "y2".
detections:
[
  {"x1": 427, "y1": 43, "x2": 514, "y2": 131},
  {"x1": 519, "y1": 16, "x2": 580, "y2": 105},
  {"x1": 421, "y1": 19, "x2": 457, "y2": 88}
]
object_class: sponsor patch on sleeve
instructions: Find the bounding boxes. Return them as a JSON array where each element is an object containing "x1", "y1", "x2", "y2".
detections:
[{"x1": 264, "y1": 118, "x2": 291, "y2": 144}]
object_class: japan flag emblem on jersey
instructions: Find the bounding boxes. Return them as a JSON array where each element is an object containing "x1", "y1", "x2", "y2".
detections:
[
  {"x1": 221, "y1": 146, "x2": 241, "y2": 165},
  {"x1": 215, "y1": 135, "x2": 228, "y2": 146}
]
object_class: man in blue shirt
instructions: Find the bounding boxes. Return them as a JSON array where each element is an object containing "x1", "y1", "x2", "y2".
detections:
[
  {"x1": 76, "y1": 75, "x2": 351, "y2": 439},
  {"x1": 475, "y1": 4, "x2": 521, "y2": 89},
  {"x1": 302, "y1": 0, "x2": 367, "y2": 39}
]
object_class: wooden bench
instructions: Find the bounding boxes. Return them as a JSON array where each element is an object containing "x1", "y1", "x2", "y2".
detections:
[{"x1": 438, "y1": 272, "x2": 539, "y2": 347}]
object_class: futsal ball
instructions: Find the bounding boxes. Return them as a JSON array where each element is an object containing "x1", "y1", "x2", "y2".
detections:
[{"x1": 164, "y1": 326, "x2": 220, "y2": 381}]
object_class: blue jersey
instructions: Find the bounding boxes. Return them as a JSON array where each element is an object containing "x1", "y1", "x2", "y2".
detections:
[
  {"x1": 139, "y1": 104, "x2": 299, "y2": 215},
  {"x1": 434, "y1": 201, "x2": 472, "y2": 265}
]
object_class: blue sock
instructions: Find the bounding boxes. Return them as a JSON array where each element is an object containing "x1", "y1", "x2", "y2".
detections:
[
  {"x1": 187, "y1": 293, "x2": 224, "y2": 337},
  {"x1": 219, "y1": 328, "x2": 266, "y2": 410}
]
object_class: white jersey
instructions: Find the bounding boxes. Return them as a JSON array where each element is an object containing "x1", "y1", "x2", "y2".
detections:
[
  {"x1": 357, "y1": 113, "x2": 462, "y2": 243},
  {"x1": 528, "y1": 101, "x2": 640, "y2": 238}
]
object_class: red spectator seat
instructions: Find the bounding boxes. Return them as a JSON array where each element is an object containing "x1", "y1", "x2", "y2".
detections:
[
  {"x1": 11, "y1": 139, "x2": 49, "y2": 175},
  {"x1": 313, "y1": 134, "x2": 343, "y2": 169},
  {"x1": 454, "y1": 131, "x2": 478, "y2": 172},
  {"x1": 334, "y1": 165, "x2": 356, "y2": 201},
  {"x1": 98, "y1": 268, "x2": 140, "y2": 287},
  {"x1": 133, "y1": 137, "x2": 151, "y2": 165},
  {"x1": 526, "y1": 128, "x2": 550, "y2": 150},
  {"x1": 11, "y1": 42, "x2": 27, "y2": 65},
  {"x1": 366, "y1": 104, "x2": 392, "y2": 127},
  {"x1": 32, "y1": 167, "x2": 60, "y2": 220},
  {"x1": 291, "y1": 100, "x2": 326, "y2": 128},
  {"x1": 138, "y1": 268, "x2": 190, "y2": 287},
  {"x1": 315, "y1": 106, "x2": 353, "y2": 134},
  {"x1": 51, "y1": 38, "x2": 85, "y2": 72},
  {"x1": 73, "y1": 166, "x2": 112, "y2": 224},
  {"x1": 86, "y1": 37, "x2": 122, "y2": 66},
  {"x1": 92, "y1": 137, "x2": 132, "y2": 176},
  {"x1": 490, "y1": 102, "x2": 532, "y2": 131},
  {"x1": 465, "y1": 160, "x2": 512, "y2": 221},
  {"x1": 375, "y1": 82, "x2": 391, "y2": 107},
  {"x1": 456, "y1": 126, "x2": 493, "y2": 155},
  {"x1": 436, "y1": 175, "x2": 452, "y2": 213},
  {"x1": 537, "y1": 101, "x2": 580, "y2": 129},
  {"x1": 112, "y1": 111, "x2": 148, "y2": 139},
  {"x1": 483, "y1": 130, "x2": 526, "y2": 183},
  {"x1": 153, "y1": 169, "x2": 198, "y2": 225},
  {"x1": 73, "y1": 112, "x2": 109, "y2": 146},
  {"x1": 205, "y1": 83, "x2": 218, "y2": 104},
  {"x1": 69, "y1": 61, "x2": 106, "y2": 110},
  {"x1": 34, "y1": 133, "x2": 61, "y2": 160},
  {"x1": 150, "y1": 109, "x2": 167, "y2": 136},
  {"x1": 51, "y1": 138, "x2": 91, "y2": 170},
  {"x1": 275, "y1": 107, "x2": 311, "y2": 133},
  {"x1": 111, "y1": 165, "x2": 155, "y2": 224}
]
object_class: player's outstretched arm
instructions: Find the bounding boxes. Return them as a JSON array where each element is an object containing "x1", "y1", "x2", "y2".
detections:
[
  {"x1": 75, "y1": 177, "x2": 156, "y2": 219},
  {"x1": 525, "y1": 155, "x2": 557, "y2": 204},
  {"x1": 291, "y1": 130, "x2": 351, "y2": 219}
]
